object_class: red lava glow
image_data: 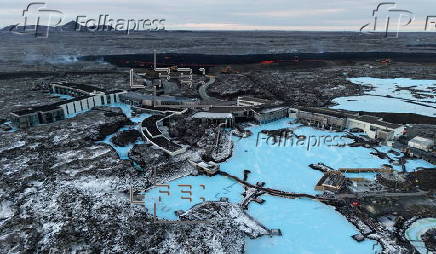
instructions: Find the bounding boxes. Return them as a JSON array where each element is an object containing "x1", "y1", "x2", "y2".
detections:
[
  {"x1": 351, "y1": 201, "x2": 360, "y2": 207},
  {"x1": 260, "y1": 60, "x2": 274, "y2": 64}
]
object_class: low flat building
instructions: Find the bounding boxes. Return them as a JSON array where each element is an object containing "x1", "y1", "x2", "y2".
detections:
[
  {"x1": 237, "y1": 96, "x2": 270, "y2": 107},
  {"x1": 119, "y1": 92, "x2": 199, "y2": 108},
  {"x1": 142, "y1": 115, "x2": 165, "y2": 138},
  {"x1": 408, "y1": 136, "x2": 434, "y2": 152},
  {"x1": 50, "y1": 82, "x2": 106, "y2": 97},
  {"x1": 252, "y1": 107, "x2": 288, "y2": 124},
  {"x1": 10, "y1": 90, "x2": 126, "y2": 128},
  {"x1": 296, "y1": 107, "x2": 348, "y2": 130},
  {"x1": 192, "y1": 112, "x2": 234, "y2": 127},
  {"x1": 208, "y1": 106, "x2": 253, "y2": 119},
  {"x1": 189, "y1": 160, "x2": 219, "y2": 175},
  {"x1": 292, "y1": 107, "x2": 406, "y2": 143},
  {"x1": 346, "y1": 115, "x2": 403, "y2": 141},
  {"x1": 315, "y1": 171, "x2": 346, "y2": 192},
  {"x1": 140, "y1": 113, "x2": 186, "y2": 156},
  {"x1": 10, "y1": 102, "x2": 66, "y2": 128}
]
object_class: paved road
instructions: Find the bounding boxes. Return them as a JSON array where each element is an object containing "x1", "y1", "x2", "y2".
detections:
[{"x1": 198, "y1": 75, "x2": 215, "y2": 101}]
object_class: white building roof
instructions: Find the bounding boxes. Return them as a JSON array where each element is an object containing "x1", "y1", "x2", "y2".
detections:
[
  {"x1": 192, "y1": 112, "x2": 233, "y2": 119},
  {"x1": 259, "y1": 107, "x2": 287, "y2": 114},
  {"x1": 409, "y1": 136, "x2": 434, "y2": 147}
]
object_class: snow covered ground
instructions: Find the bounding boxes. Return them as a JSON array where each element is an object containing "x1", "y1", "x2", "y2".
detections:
[{"x1": 50, "y1": 95, "x2": 151, "y2": 160}]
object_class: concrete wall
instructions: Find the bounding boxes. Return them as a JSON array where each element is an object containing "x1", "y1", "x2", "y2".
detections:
[
  {"x1": 297, "y1": 110, "x2": 346, "y2": 130},
  {"x1": 346, "y1": 118, "x2": 369, "y2": 131},
  {"x1": 408, "y1": 139, "x2": 433, "y2": 152},
  {"x1": 60, "y1": 95, "x2": 108, "y2": 117},
  {"x1": 255, "y1": 108, "x2": 288, "y2": 124}
]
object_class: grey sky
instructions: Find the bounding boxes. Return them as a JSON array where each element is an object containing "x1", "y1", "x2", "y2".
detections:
[{"x1": 1, "y1": 0, "x2": 435, "y2": 31}]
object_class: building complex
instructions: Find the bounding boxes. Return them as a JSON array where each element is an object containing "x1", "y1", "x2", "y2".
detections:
[{"x1": 9, "y1": 82, "x2": 434, "y2": 159}]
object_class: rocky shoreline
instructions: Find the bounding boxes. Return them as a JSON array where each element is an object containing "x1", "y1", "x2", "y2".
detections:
[
  {"x1": 0, "y1": 106, "x2": 268, "y2": 253},
  {"x1": 422, "y1": 228, "x2": 436, "y2": 252}
]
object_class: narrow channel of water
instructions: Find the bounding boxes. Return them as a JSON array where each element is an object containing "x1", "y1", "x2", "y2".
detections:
[
  {"x1": 52, "y1": 93, "x2": 152, "y2": 160},
  {"x1": 52, "y1": 93, "x2": 75, "y2": 100},
  {"x1": 97, "y1": 103, "x2": 151, "y2": 159}
]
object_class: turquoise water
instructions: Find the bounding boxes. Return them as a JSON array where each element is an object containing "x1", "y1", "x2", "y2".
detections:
[
  {"x1": 52, "y1": 93, "x2": 74, "y2": 100},
  {"x1": 98, "y1": 104, "x2": 151, "y2": 160},
  {"x1": 144, "y1": 175, "x2": 244, "y2": 220},
  {"x1": 48, "y1": 85, "x2": 434, "y2": 253},
  {"x1": 332, "y1": 78, "x2": 436, "y2": 117},
  {"x1": 221, "y1": 120, "x2": 433, "y2": 187},
  {"x1": 245, "y1": 197, "x2": 379, "y2": 254},
  {"x1": 1, "y1": 121, "x2": 17, "y2": 133},
  {"x1": 143, "y1": 118, "x2": 432, "y2": 253},
  {"x1": 108, "y1": 103, "x2": 148, "y2": 123},
  {"x1": 50, "y1": 94, "x2": 152, "y2": 160},
  {"x1": 405, "y1": 218, "x2": 436, "y2": 254},
  {"x1": 99, "y1": 126, "x2": 146, "y2": 160},
  {"x1": 348, "y1": 78, "x2": 435, "y2": 105}
]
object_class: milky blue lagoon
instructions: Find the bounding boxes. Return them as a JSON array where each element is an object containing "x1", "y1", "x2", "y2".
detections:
[
  {"x1": 100, "y1": 126, "x2": 146, "y2": 160},
  {"x1": 99, "y1": 104, "x2": 151, "y2": 159},
  {"x1": 50, "y1": 95, "x2": 152, "y2": 160},
  {"x1": 144, "y1": 118, "x2": 433, "y2": 253},
  {"x1": 144, "y1": 175, "x2": 244, "y2": 220},
  {"x1": 332, "y1": 78, "x2": 436, "y2": 117},
  {"x1": 245, "y1": 197, "x2": 379, "y2": 254},
  {"x1": 51, "y1": 91, "x2": 432, "y2": 253}
]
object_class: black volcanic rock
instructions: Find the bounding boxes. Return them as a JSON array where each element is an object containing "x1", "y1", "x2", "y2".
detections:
[
  {"x1": 0, "y1": 105, "x2": 246, "y2": 253},
  {"x1": 111, "y1": 130, "x2": 140, "y2": 147},
  {"x1": 422, "y1": 228, "x2": 436, "y2": 252},
  {"x1": 128, "y1": 144, "x2": 167, "y2": 169},
  {"x1": 92, "y1": 107, "x2": 133, "y2": 141}
]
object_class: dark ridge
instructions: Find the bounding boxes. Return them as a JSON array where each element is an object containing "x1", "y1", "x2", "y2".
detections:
[
  {"x1": 411, "y1": 170, "x2": 436, "y2": 191},
  {"x1": 355, "y1": 112, "x2": 436, "y2": 125},
  {"x1": 0, "y1": 71, "x2": 124, "y2": 80},
  {"x1": 406, "y1": 44, "x2": 436, "y2": 48},
  {"x1": 0, "y1": 71, "x2": 55, "y2": 80},
  {"x1": 78, "y1": 52, "x2": 436, "y2": 68}
]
